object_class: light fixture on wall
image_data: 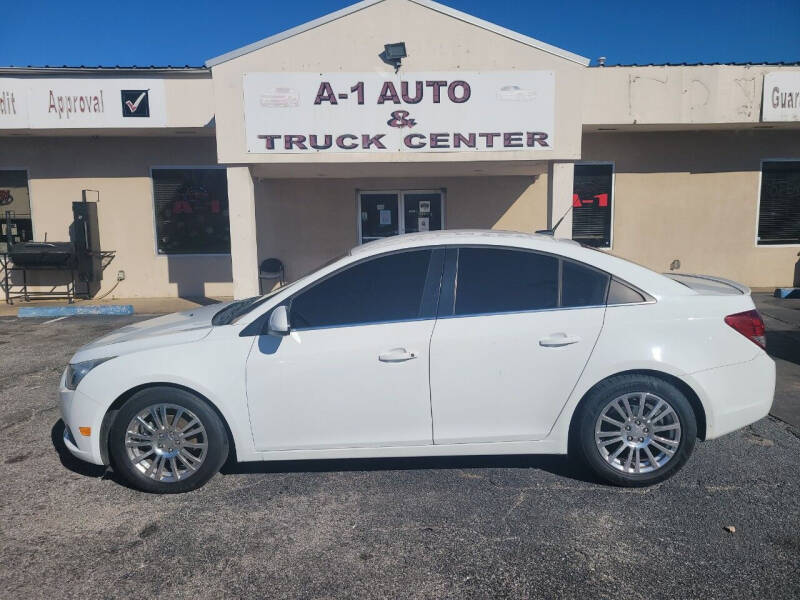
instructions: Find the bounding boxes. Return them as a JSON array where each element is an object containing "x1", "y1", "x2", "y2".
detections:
[{"x1": 380, "y1": 42, "x2": 407, "y2": 73}]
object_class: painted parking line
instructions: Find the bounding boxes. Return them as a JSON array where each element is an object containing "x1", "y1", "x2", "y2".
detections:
[
  {"x1": 17, "y1": 305, "x2": 135, "y2": 318},
  {"x1": 41, "y1": 315, "x2": 71, "y2": 325}
]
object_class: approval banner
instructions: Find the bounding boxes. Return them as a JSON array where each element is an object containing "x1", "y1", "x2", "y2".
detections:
[
  {"x1": 0, "y1": 78, "x2": 166, "y2": 129},
  {"x1": 243, "y1": 71, "x2": 555, "y2": 153}
]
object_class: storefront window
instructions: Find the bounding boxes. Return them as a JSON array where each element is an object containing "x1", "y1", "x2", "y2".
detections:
[
  {"x1": 152, "y1": 168, "x2": 230, "y2": 254},
  {"x1": 757, "y1": 160, "x2": 800, "y2": 245},
  {"x1": 0, "y1": 170, "x2": 33, "y2": 254},
  {"x1": 358, "y1": 190, "x2": 443, "y2": 243},
  {"x1": 572, "y1": 164, "x2": 613, "y2": 248}
]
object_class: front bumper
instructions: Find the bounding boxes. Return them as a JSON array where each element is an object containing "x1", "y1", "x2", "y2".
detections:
[
  {"x1": 58, "y1": 369, "x2": 107, "y2": 466},
  {"x1": 691, "y1": 351, "x2": 776, "y2": 440}
]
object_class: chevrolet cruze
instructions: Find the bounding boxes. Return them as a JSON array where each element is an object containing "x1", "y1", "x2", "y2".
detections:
[{"x1": 59, "y1": 230, "x2": 775, "y2": 493}]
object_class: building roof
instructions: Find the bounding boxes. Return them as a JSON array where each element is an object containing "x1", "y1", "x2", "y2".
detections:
[
  {"x1": 205, "y1": 0, "x2": 590, "y2": 68},
  {"x1": 593, "y1": 61, "x2": 800, "y2": 68},
  {"x1": 0, "y1": 65, "x2": 208, "y2": 75}
]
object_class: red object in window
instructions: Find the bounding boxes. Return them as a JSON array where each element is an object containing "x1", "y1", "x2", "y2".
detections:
[
  {"x1": 724, "y1": 309, "x2": 766, "y2": 349},
  {"x1": 173, "y1": 200, "x2": 193, "y2": 214},
  {"x1": 573, "y1": 193, "x2": 609, "y2": 208},
  {"x1": 210, "y1": 198, "x2": 220, "y2": 214}
]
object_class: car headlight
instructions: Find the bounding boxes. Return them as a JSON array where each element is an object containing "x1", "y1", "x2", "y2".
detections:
[{"x1": 65, "y1": 357, "x2": 115, "y2": 391}]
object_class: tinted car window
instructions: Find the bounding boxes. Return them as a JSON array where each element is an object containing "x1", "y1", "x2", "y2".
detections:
[
  {"x1": 607, "y1": 278, "x2": 647, "y2": 304},
  {"x1": 561, "y1": 261, "x2": 610, "y2": 308},
  {"x1": 455, "y1": 248, "x2": 558, "y2": 315},
  {"x1": 290, "y1": 250, "x2": 432, "y2": 329}
]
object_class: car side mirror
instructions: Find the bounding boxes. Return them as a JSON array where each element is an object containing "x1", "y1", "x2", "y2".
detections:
[{"x1": 267, "y1": 305, "x2": 291, "y2": 336}]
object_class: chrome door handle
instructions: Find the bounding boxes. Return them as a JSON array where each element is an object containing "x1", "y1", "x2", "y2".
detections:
[
  {"x1": 378, "y1": 348, "x2": 418, "y2": 362},
  {"x1": 539, "y1": 334, "x2": 581, "y2": 347}
]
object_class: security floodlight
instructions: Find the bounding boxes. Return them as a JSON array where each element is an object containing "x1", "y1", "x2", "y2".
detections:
[{"x1": 380, "y1": 42, "x2": 407, "y2": 72}]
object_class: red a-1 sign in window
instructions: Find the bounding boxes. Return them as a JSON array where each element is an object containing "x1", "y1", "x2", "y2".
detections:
[{"x1": 572, "y1": 193, "x2": 609, "y2": 208}]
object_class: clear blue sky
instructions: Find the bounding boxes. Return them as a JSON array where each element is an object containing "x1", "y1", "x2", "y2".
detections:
[{"x1": 3, "y1": 0, "x2": 798, "y2": 67}]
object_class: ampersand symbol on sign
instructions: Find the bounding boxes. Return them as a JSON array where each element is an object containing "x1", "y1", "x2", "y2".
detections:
[{"x1": 387, "y1": 110, "x2": 417, "y2": 128}]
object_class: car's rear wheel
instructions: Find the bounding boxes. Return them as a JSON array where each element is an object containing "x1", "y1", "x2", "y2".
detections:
[
  {"x1": 109, "y1": 387, "x2": 228, "y2": 493},
  {"x1": 574, "y1": 375, "x2": 697, "y2": 486}
]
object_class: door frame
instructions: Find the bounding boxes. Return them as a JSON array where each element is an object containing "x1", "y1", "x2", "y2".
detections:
[{"x1": 355, "y1": 188, "x2": 446, "y2": 244}]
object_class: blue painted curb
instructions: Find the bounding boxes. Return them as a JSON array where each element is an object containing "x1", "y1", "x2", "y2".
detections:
[
  {"x1": 18, "y1": 305, "x2": 135, "y2": 318},
  {"x1": 773, "y1": 288, "x2": 800, "y2": 299}
]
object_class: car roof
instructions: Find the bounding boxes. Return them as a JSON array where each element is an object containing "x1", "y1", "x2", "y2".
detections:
[
  {"x1": 349, "y1": 229, "x2": 690, "y2": 299},
  {"x1": 349, "y1": 229, "x2": 577, "y2": 255}
]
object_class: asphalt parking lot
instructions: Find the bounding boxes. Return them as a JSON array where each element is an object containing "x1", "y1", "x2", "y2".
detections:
[{"x1": 1, "y1": 296, "x2": 799, "y2": 599}]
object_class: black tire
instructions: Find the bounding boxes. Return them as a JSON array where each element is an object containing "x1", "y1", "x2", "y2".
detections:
[
  {"x1": 109, "y1": 386, "x2": 229, "y2": 493},
  {"x1": 573, "y1": 374, "x2": 697, "y2": 487}
]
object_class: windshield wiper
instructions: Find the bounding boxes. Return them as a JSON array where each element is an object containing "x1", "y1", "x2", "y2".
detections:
[{"x1": 211, "y1": 296, "x2": 261, "y2": 326}]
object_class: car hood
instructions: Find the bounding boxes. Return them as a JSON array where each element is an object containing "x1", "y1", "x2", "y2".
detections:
[{"x1": 71, "y1": 302, "x2": 230, "y2": 362}]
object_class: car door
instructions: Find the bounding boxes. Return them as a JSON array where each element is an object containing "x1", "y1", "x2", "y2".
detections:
[
  {"x1": 246, "y1": 248, "x2": 443, "y2": 451},
  {"x1": 429, "y1": 247, "x2": 608, "y2": 444}
]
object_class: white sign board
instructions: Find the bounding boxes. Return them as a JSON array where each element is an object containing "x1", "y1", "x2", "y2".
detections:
[
  {"x1": 0, "y1": 78, "x2": 166, "y2": 129},
  {"x1": 243, "y1": 71, "x2": 555, "y2": 153},
  {"x1": 762, "y1": 72, "x2": 800, "y2": 122}
]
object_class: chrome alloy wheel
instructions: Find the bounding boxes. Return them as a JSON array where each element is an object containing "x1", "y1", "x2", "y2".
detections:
[
  {"x1": 124, "y1": 403, "x2": 208, "y2": 482},
  {"x1": 594, "y1": 392, "x2": 682, "y2": 474}
]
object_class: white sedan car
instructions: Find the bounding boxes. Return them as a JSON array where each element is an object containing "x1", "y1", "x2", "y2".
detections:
[{"x1": 59, "y1": 230, "x2": 775, "y2": 493}]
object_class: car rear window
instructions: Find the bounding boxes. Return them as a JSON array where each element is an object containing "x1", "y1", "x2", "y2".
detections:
[
  {"x1": 561, "y1": 261, "x2": 610, "y2": 307},
  {"x1": 454, "y1": 248, "x2": 559, "y2": 315}
]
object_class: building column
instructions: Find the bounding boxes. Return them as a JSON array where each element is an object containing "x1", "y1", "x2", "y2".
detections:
[
  {"x1": 547, "y1": 161, "x2": 574, "y2": 239},
  {"x1": 227, "y1": 166, "x2": 260, "y2": 299}
]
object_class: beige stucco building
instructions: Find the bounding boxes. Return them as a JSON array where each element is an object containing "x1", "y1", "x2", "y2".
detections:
[{"x1": 1, "y1": 0, "x2": 799, "y2": 301}]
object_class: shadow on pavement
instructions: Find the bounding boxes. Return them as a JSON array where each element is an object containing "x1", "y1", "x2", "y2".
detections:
[
  {"x1": 52, "y1": 418, "x2": 601, "y2": 488},
  {"x1": 221, "y1": 453, "x2": 601, "y2": 485},
  {"x1": 50, "y1": 419, "x2": 108, "y2": 479},
  {"x1": 766, "y1": 330, "x2": 800, "y2": 366}
]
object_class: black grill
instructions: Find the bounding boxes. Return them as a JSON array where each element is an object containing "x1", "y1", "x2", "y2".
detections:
[{"x1": 8, "y1": 242, "x2": 75, "y2": 267}]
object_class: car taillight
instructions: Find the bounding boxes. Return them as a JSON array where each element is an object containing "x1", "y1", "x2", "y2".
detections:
[{"x1": 724, "y1": 309, "x2": 766, "y2": 349}]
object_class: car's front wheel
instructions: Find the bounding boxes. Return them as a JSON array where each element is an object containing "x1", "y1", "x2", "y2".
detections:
[
  {"x1": 109, "y1": 386, "x2": 229, "y2": 493},
  {"x1": 574, "y1": 374, "x2": 697, "y2": 486}
]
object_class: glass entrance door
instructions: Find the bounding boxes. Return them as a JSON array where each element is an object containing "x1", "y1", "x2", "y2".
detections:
[
  {"x1": 359, "y1": 192, "x2": 399, "y2": 243},
  {"x1": 403, "y1": 192, "x2": 443, "y2": 234},
  {"x1": 359, "y1": 190, "x2": 444, "y2": 243}
]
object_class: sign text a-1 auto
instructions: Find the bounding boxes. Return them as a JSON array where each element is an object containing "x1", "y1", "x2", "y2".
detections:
[{"x1": 255, "y1": 77, "x2": 552, "y2": 152}]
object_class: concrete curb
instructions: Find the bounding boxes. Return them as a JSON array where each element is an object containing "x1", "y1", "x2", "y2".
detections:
[{"x1": 17, "y1": 305, "x2": 135, "y2": 318}]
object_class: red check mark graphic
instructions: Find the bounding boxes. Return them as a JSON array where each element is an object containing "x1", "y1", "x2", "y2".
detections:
[{"x1": 125, "y1": 92, "x2": 146, "y2": 113}]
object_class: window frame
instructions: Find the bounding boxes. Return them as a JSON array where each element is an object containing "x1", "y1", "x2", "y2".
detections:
[
  {"x1": 285, "y1": 247, "x2": 446, "y2": 332},
  {"x1": 355, "y1": 189, "x2": 446, "y2": 244},
  {"x1": 0, "y1": 167, "x2": 35, "y2": 246},
  {"x1": 437, "y1": 245, "x2": 638, "y2": 319},
  {"x1": 572, "y1": 161, "x2": 615, "y2": 250},
  {"x1": 754, "y1": 158, "x2": 800, "y2": 248},
  {"x1": 149, "y1": 165, "x2": 231, "y2": 257},
  {"x1": 241, "y1": 244, "x2": 654, "y2": 337}
]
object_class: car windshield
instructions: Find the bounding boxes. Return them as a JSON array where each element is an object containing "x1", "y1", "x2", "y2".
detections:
[{"x1": 211, "y1": 295, "x2": 269, "y2": 326}]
